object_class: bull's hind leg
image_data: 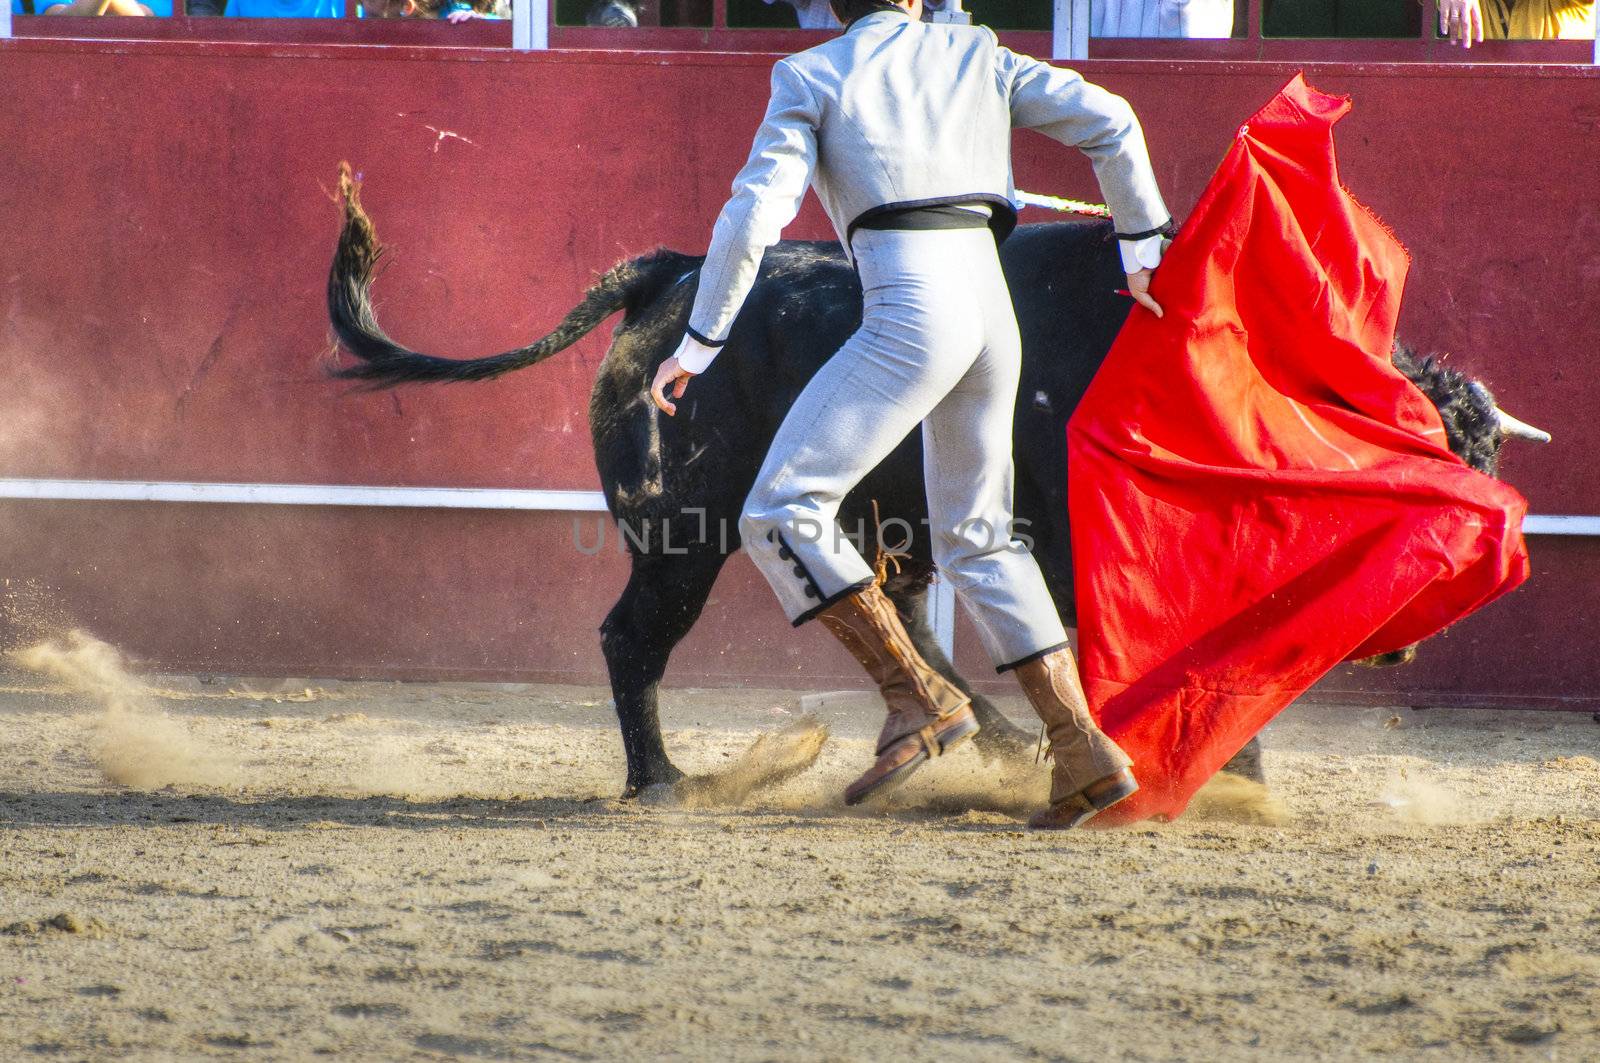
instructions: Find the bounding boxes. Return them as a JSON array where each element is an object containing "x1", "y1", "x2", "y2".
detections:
[
  {"x1": 885, "y1": 580, "x2": 1036, "y2": 763},
  {"x1": 1219, "y1": 736, "x2": 1266, "y2": 784},
  {"x1": 600, "y1": 548, "x2": 729, "y2": 797}
]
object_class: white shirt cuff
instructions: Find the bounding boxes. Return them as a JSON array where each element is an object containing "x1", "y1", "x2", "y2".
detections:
[
  {"x1": 673, "y1": 333, "x2": 721, "y2": 374},
  {"x1": 1119, "y1": 234, "x2": 1166, "y2": 273}
]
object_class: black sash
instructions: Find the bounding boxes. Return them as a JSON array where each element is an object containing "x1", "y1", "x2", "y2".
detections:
[{"x1": 853, "y1": 204, "x2": 991, "y2": 232}]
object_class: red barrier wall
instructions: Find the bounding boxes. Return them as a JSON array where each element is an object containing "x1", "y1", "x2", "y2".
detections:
[{"x1": 0, "y1": 39, "x2": 1596, "y2": 707}]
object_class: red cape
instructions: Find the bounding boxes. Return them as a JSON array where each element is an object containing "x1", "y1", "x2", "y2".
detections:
[{"x1": 1066, "y1": 75, "x2": 1529, "y2": 824}]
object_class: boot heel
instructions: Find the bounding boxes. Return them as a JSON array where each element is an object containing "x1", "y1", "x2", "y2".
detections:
[
  {"x1": 1087, "y1": 767, "x2": 1139, "y2": 811},
  {"x1": 936, "y1": 713, "x2": 979, "y2": 755},
  {"x1": 843, "y1": 705, "x2": 978, "y2": 806},
  {"x1": 1027, "y1": 768, "x2": 1139, "y2": 830}
]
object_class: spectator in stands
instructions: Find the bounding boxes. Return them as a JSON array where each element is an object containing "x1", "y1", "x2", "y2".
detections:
[
  {"x1": 764, "y1": 0, "x2": 840, "y2": 26},
  {"x1": 1266, "y1": 0, "x2": 1491, "y2": 44},
  {"x1": 1416, "y1": 0, "x2": 1591, "y2": 45},
  {"x1": 1480, "y1": 0, "x2": 1594, "y2": 36},
  {"x1": 598, "y1": 0, "x2": 838, "y2": 26},
  {"x1": 1436, "y1": 0, "x2": 1483, "y2": 42},
  {"x1": 1092, "y1": 0, "x2": 1233, "y2": 37},
  {"x1": 587, "y1": 0, "x2": 636, "y2": 24},
  {"x1": 38, "y1": 0, "x2": 153, "y2": 11},
  {"x1": 363, "y1": 0, "x2": 502, "y2": 18}
]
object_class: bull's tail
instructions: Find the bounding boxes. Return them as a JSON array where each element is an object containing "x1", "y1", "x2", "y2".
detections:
[{"x1": 327, "y1": 162, "x2": 691, "y2": 387}]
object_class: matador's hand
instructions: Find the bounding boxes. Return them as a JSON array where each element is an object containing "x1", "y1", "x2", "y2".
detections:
[
  {"x1": 650, "y1": 356, "x2": 694, "y2": 416},
  {"x1": 1125, "y1": 268, "x2": 1164, "y2": 319}
]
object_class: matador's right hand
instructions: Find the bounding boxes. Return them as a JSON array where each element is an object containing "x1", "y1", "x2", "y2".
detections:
[{"x1": 1125, "y1": 268, "x2": 1164, "y2": 319}]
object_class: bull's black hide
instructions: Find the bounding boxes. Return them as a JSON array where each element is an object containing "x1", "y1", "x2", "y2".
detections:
[{"x1": 328, "y1": 180, "x2": 1508, "y2": 799}]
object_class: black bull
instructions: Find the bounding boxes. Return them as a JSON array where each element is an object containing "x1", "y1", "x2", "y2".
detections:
[{"x1": 327, "y1": 177, "x2": 1515, "y2": 800}]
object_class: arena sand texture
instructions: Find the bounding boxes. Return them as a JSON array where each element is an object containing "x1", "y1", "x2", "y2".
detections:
[{"x1": 1, "y1": 632, "x2": 1597, "y2": 1061}]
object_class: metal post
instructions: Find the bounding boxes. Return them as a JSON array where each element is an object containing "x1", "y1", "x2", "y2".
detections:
[
  {"x1": 2, "y1": 4, "x2": 12, "y2": 39},
  {"x1": 928, "y1": 577, "x2": 957, "y2": 659},
  {"x1": 514, "y1": 0, "x2": 547, "y2": 50},
  {"x1": 1593, "y1": 4, "x2": 1598, "y2": 65},
  {"x1": 928, "y1": 0, "x2": 971, "y2": 24},
  {"x1": 1053, "y1": 0, "x2": 1089, "y2": 61}
]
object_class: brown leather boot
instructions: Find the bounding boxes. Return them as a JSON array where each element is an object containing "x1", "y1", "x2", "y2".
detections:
[
  {"x1": 1014, "y1": 648, "x2": 1137, "y2": 829},
  {"x1": 817, "y1": 581, "x2": 978, "y2": 805}
]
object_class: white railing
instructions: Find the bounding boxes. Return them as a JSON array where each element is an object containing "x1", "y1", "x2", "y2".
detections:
[
  {"x1": 0, "y1": 478, "x2": 1592, "y2": 659},
  {"x1": 0, "y1": 478, "x2": 607, "y2": 510},
  {"x1": 1, "y1": 478, "x2": 1591, "y2": 540}
]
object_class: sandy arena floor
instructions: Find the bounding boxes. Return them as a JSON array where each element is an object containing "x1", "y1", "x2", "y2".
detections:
[{"x1": 1, "y1": 635, "x2": 1598, "y2": 1062}]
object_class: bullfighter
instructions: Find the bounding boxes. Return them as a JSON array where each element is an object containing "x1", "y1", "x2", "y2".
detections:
[{"x1": 649, "y1": 0, "x2": 1173, "y2": 828}]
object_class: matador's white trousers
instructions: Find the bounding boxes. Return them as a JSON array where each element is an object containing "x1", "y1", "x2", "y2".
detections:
[{"x1": 739, "y1": 226, "x2": 1071, "y2": 671}]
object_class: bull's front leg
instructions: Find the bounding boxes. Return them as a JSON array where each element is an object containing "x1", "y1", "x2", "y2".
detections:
[
  {"x1": 886, "y1": 580, "x2": 1036, "y2": 764},
  {"x1": 600, "y1": 548, "x2": 730, "y2": 797}
]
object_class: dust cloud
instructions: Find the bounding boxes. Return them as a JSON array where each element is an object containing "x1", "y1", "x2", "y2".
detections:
[
  {"x1": 878, "y1": 748, "x2": 1049, "y2": 818},
  {"x1": 1377, "y1": 768, "x2": 1484, "y2": 826},
  {"x1": 669, "y1": 717, "x2": 830, "y2": 808},
  {"x1": 7, "y1": 631, "x2": 547, "y2": 801},
  {"x1": 6, "y1": 630, "x2": 836, "y2": 807},
  {"x1": 1189, "y1": 771, "x2": 1291, "y2": 825},
  {"x1": 10, "y1": 630, "x2": 243, "y2": 790}
]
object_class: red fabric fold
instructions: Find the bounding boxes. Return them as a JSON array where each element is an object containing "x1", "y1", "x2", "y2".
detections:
[{"x1": 1066, "y1": 75, "x2": 1530, "y2": 824}]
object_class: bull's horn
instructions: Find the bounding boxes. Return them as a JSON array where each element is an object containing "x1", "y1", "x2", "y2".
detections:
[{"x1": 1493, "y1": 406, "x2": 1552, "y2": 444}]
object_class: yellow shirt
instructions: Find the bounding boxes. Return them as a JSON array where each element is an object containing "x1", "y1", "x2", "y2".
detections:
[{"x1": 1481, "y1": 0, "x2": 1596, "y2": 38}]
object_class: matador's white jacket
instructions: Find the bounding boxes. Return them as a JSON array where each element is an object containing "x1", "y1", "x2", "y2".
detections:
[{"x1": 680, "y1": 8, "x2": 1173, "y2": 370}]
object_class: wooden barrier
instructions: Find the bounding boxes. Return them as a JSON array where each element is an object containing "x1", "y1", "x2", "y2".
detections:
[{"x1": 0, "y1": 38, "x2": 1594, "y2": 705}]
